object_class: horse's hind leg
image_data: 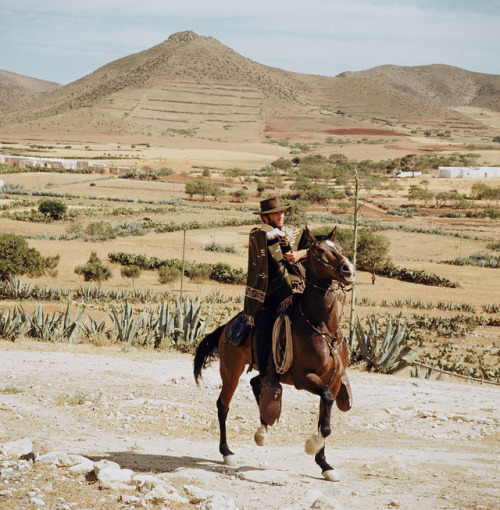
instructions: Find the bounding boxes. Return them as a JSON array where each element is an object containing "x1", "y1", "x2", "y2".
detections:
[
  {"x1": 250, "y1": 376, "x2": 268, "y2": 446},
  {"x1": 217, "y1": 363, "x2": 244, "y2": 466}
]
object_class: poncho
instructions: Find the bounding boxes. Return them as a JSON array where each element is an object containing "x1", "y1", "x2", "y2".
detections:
[{"x1": 243, "y1": 224, "x2": 305, "y2": 325}]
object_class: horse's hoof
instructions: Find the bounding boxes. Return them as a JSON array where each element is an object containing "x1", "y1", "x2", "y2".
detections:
[
  {"x1": 254, "y1": 424, "x2": 267, "y2": 446},
  {"x1": 223, "y1": 454, "x2": 238, "y2": 467},
  {"x1": 305, "y1": 434, "x2": 325, "y2": 455},
  {"x1": 322, "y1": 469, "x2": 340, "y2": 482}
]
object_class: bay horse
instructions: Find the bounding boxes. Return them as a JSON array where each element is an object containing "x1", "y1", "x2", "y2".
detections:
[{"x1": 193, "y1": 227, "x2": 355, "y2": 481}]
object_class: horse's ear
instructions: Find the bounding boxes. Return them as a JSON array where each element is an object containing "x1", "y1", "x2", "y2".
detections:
[
  {"x1": 328, "y1": 226, "x2": 337, "y2": 241},
  {"x1": 304, "y1": 225, "x2": 315, "y2": 245}
]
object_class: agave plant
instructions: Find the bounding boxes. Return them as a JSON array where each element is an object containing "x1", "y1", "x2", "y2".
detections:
[
  {"x1": 29, "y1": 303, "x2": 86, "y2": 342},
  {"x1": 170, "y1": 295, "x2": 210, "y2": 350},
  {"x1": 0, "y1": 305, "x2": 33, "y2": 341},
  {"x1": 351, "y1": 315, "x2": 424, "y2": 374},
  {"x1": 147, "y1": 301, "x2": 175, "y2": 348},
  {"x1": 82, "y1": 316, "x2": 111, "y2": 337},
  {"x1": 0, "y1": 276, "x2": 34, "y2": 300},
  {"x1": 108, "y1": 301, "x2": 151, "y2": 344}
]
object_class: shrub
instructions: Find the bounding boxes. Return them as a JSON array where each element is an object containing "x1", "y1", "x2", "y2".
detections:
[
  {"x1": 187, "y1": 263, "x2": 212, "y2": 283},
  {"x1": 120, "y1": 265, "x2": 141, "y2": 287},
  {"x1": 74, "y1": 252, "x2": 112, "y2": 284},
  {"x1": 0, "y1": 233, "x2": 46, "y2": 279},
  {"x1": 158, "y1": 266, "x2": 181, "y2": 284},
  {"x1": 210, "y1": 263, "x2": 246, "y2": 285},
  {"x1": 85, "y1": 221, "x2": 117, "y2": 240},
  {"x1": 38, "y1": 199, "x2": 67, "y2": 220},
  {"x1": 204, "y1": 242, "x2": 237, "y2": 254}
]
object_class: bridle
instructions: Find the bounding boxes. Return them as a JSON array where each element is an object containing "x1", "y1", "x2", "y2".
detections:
[
  {"x1": 286, "y1": 238, "x2": 352, "y2": 385},
  {"x1": 307, "y1": 240, "x2": 353, "y2": 290},
  {"x1": 288, "y1": 239, "x2": 353, "y2": 294}
]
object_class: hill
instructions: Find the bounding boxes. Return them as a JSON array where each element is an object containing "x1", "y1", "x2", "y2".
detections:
[
  {"x1": 0, "y1": 69, "x2": 61, "y2": 116},
  {"x1": 343, "y1": 64, "x2": 500, "y2": 112},
  {"x1": 0, "y1": 31, "x2": 498, "y2": 146}
]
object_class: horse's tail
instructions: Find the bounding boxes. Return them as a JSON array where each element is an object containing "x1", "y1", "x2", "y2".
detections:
[{"x1": 193, "y1": 324, "x2": 225, "y2": 385}]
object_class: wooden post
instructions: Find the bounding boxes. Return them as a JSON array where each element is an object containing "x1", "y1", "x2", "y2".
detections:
[
  {"x1": 180, "y1": 229, "x2": 187, "y2": 300},
  {"x1": 349, "y1": 169, "x2": 360, "y2": 344}
]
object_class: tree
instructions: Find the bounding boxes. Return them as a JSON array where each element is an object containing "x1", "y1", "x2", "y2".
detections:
[
  {"x1": 74, "y1": 252, "x2": 112, "y2": 284},
  {"x1": 271, "y1": 157, "x2": 293, "y2": 171},
  {"x1": 121, "y1": 265, "x2": 141, "y2": 287},
  {"x1": 38, "y1": 199, "x2": 67, "y2": 220},
  {"x1": 285, "y1": 199, "x2": 308, "y2": 226},
  {"x1": 336, "y1": 228, "x2": 391, "y2": 284},
  {"x1": 0, "y1": 233, "x2": 46, "y2": 279},
  {"x1": 231, "y1": 189, "x2": 249, "y2": 203},
  {"x1": 184, "y1": 181, "x2": 223, "y2": 201},
  {"x1": 223, "y1": 168, "x2": 250, "y2": 184}
]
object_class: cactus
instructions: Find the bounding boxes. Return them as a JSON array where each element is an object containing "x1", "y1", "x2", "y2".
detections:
[
  {"x1": 108, "y1": 301, "x2": 151, "y2": 344},
  {"x1": 0, "y1": 305, "x2": 32, "y2": 341},
  {"x1": 351, "y1": 315, "x2": 424, "y2": 374},
  {"x1": 29, "y1": 303, "x2": 86, "y2": 342}
]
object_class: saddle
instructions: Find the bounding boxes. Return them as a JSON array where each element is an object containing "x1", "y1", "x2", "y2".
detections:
[{"x1": 225, "y1": 311, "x2": 251, "y2": 347}]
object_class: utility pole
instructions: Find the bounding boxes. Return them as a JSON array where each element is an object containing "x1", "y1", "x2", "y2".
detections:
[
  {"x1": 349, "y1": 169, "x2": 360, "y2": 345},
  {"x1": 180, "y1": 229, "x2": 187, "y2": 301}
]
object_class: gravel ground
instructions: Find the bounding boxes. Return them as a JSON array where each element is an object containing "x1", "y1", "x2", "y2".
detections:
[{"x1": 0, "y1": 341, "x2": 498, "y2": 510}]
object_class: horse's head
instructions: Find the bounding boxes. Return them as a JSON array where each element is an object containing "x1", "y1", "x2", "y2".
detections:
[{"x1": 304, "y1": 226, "x2": 356, "y2": 287}]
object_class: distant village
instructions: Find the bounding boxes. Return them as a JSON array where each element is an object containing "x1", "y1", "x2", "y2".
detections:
[
  {"x1": 1, "y1": 154, "x2": 500, "y2": 180},
  {"x1": 0, "y1": 155, "x2": 131, "y2": 175}
]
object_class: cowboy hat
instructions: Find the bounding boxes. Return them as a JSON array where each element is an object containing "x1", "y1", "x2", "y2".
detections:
[{"x1": 253, "y1": 196, "x2": 290, "y2": 215}]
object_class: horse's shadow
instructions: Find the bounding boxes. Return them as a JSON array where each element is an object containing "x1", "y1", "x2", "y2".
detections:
[{"x1": 87, "y1": 451, "x2": 266, "y2": 477}]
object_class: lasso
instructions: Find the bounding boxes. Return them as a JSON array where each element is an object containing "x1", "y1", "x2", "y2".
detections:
[{"x1": 272, "y1": 314, "x2": 293, "y2": 374}]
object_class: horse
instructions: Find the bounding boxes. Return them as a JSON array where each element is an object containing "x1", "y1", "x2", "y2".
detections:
[{"x1": 193, "y1": 226, "x2": 355, "y2": 481}]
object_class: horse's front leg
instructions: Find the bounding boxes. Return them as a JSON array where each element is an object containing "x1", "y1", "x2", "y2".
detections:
[
  {"x1": 250, "y1": 376, "x2": 268, "y2": 446},
  {"x1": 303, "y1": 376, "x2": 340, "y2": 482}
]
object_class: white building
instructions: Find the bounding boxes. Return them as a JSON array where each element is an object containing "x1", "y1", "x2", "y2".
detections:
[
  {"x1": 438, "y1": 166, "x2": 500, "y2": 178},
  {"x1": 392, "y1": 170, "x2": 422, "y2": 178}
]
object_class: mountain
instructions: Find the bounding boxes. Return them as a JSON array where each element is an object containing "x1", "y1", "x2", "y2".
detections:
[
  {"x1": 0, "y1": 70, "x2": 61, "y2": 117},
  {"x1": 341, "y1": 64, "x2": 500, "y2": 112},
  {"x1": 0, "y1": 32, "x2": 498, "y2": 143}
]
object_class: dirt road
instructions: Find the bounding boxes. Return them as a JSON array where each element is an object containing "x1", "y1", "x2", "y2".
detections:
[{"x1": 0, "y1": 341, "x2": 498, "y2": 509}]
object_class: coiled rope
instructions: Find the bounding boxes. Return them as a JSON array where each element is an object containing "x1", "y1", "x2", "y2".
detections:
[{"x1": 272, "y1": 314, "x2": 293, "y2": 374}]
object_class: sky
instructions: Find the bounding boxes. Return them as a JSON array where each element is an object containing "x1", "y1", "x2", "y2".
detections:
[{"x1": 1, "y1": 0, "x2": 499, "y2": 85}]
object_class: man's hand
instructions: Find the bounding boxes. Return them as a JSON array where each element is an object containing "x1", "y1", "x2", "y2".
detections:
[
  {"x1": 284, "y1": 249, "x2": 308, "y2": 264},
  {"x1": 266, "y1": 228, "x2": 285, "y2": 240}
]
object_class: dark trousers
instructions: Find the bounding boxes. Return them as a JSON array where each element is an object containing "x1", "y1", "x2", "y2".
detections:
[{"x1": 255, "y1": 295, "x2": 279, "y2": 378}]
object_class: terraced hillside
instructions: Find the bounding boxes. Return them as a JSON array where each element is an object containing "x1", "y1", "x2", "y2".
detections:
[{"x1": 97, "y1": 81, "x2": 265, "y2": 138}]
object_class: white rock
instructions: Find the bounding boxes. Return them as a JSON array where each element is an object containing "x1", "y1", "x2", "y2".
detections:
[
  {"x1": 58, "y1": 454, "x2": 90, "y2": 467},
  {"x1": 183, "y1": 484, "x2": 215, "y2": 501},
  {"x1": 68, "y1": 459, "x2": 95, "y2": 475},
  {"x1": 132, "y1": 474, "x2": 169, "y2": 492},
  {"x1": 311, "y1": 494, "x2": 343, "y2": 509},
  {"x1": 301, "y1": 490, "x2": 325, "y2": 507},
  {"x1": 199, "y1": 492, "x2": 238, "y2": 510},
  {"x1": 36, "y1": 451, "x2": 66, "y2": 464},
  {"x1": 0, "y1": 438, "x2": 33, "y2": 458},
  {"x1": 96, "y1": 467, "x2": 134, "y2": 488},
  {"x1": 29, "y1": 496, "x2": 45, "y2": 506},
  {"x1": 142, "y1": 485, "x2": 188, "y2": 505},
  {"x1": 93, "y1": 459, "x2": 121, "y2": 474},
  {"x1": 119, "y1": 494, "x2": 141, "y2": 504}
]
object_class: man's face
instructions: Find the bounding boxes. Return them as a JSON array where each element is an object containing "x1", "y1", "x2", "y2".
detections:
[{"x1": 264, "y1": 211, "x2": 285, "y2": 229}]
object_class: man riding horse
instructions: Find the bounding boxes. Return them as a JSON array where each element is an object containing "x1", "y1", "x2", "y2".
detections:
[{"x1": 243, "y1": 197, "x2": 309, "y2": 418}]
